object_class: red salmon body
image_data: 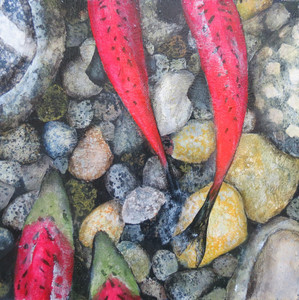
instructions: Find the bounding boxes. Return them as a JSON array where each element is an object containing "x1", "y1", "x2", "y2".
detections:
[{"x1": 88, "y1": 0, "x2": 167, "y2": 168}]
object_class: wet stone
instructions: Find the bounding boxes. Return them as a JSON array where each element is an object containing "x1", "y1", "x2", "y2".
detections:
[
  {"x1": 43, "y1": 121, "x2": 77, "y2": 159},
  {"x1": 149, "y1": 54, "x2": 170, "y2": 83},
  {"x1": 0, "y1": 227, "x2": 14, "y2": 259},
  {"x1": 212, "y1": 253, "x2": 238, "y2": 278},
  {"x1": 0, "y1": 161, "x2": 22, "y2": 187},
  {"x1": 0, "y1": 124, "x2": 41, "y2": 164},
  {"x1": 0, "y1": 181, "x2": 15, "y2": 211},
  {"x1": 152, "y1": 250, "x2": 178, "y2": 281},
  {"x1": 143, "y1": 156, "x2": 167, "y2": 191},
  {"x1": 165, "y1": 269, "x2": 217, "y2": 300},
  {"x1": 121, "y1": 224, "x2": 144, "y2": 243},
  {"x1": 140, "y1": 278, "x2": 167, "y2": 300},
  {"x1": 2, "y1": 190, "x2": 39, "y2": 231},
  {"x1": 117, "y1": 241, "x2": 151, "y2": 283},
  {"x1": 122, "y1": 186, "x2": 167, "y2": 224},
  {"x1": 67, "y1": 99, "x2": 94, "y2": 129}
]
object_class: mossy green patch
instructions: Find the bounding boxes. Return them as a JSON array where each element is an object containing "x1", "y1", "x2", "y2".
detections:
[{"x1": 36, "y1": 84, "x2": 68, "y2": 122}]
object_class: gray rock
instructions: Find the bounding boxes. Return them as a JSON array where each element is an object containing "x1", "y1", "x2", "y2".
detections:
[
  {"x1": 169, "y1": 58, "x2": 187, "y2": 72},
  {"x1": 152, "y1": 250, "x2": 178, "y2": 281},
  {"x1": 264, "y1": 3, "x2": 290, "y2": 32},
  {"x1": 0, "y1": 0, "x2": 66, "y2": 132},
  {"x1": 97, "y1": 121, "x2": 115, "y2": 142},
  {"x1": 0, "y1": 161, "x2": 22, "y2": 187},
  {"x1": 53, "y1": 156, "x2": 69, "y2": 174},
  {"x1": 212, "y1": 253, "x2": 238, "y2": 278},
  {"x1": 62, "y1": 38, "x2": 102, "y2": 99},
  {"x1": 67, "y1": 99, "x2": 94, "y2": 129},
  {"x1": 201, "y1": 288, "x2": 227, "y2": 300},
  {"x1": 0, "y1": 227, "x2": 14, "y2": 259},
  {"x1": 165, "y1": 268, "x2": 217, "y2": 300},
  {"x1": 121, "y1": 224, "x2": 144, "y2": 243},
  {"x1": 143, "y1": 156, "x2": 167, "y2": 190},
  {"x1": 0, "y1": 181, "x2": 15, "y2": 211},
  {"x1": 242, "y1": 110, "x2": 256, "y2": 133},
  {"x1": 21, "y1": 155, "x2": 53, "y2": 191},
  {"x1": 153, "y1": 71, "x2": 194, "y2": 136},
  {"x1": 140, "y1": 278, "x2": 168, "y2": 300},
  {"x1": 227, "y1": 217, "x2": 299, "y2": 300},
  {"x1": 2, "y1": 190, "x2": 39, "y2": 230},
  {"x1": 122, "y1": 186, "x2": 167, "y2": 224},
  {"x1": 85, "y1": 49, "x2": 107, "y2": 86},
  {"x1": 66, "y1": 20, "x2": 89, "y2": 48},
  {"x1": 0, "y1": 124, "x2": 41, "y2": 164},
  {"x1": 43, "y1": 121, "x2": 77, "y2": 159},
  {"x1": 149, "y1": 54, "x2": 170, "y2": 84},
  {"x1": 113, "y1": 111, "x2": 144, "y2": 156},
  {"x1": 286, "y1": 195, "x2": 299, "y2": 222},
  {"x1": 250, "y1": 20, "x2": 299, "y2": 157},
  {"x1": 105, "y1": 164, "x2": 138, "y2": 203}
]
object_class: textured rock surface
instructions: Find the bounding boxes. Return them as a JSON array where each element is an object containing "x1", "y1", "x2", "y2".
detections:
[
  {"x1": 140, "y1": 278, "x2": 167, "y2": 300},
  {"x1": 212, "y1": 253, "x2": 238, "y2": 278},
  {"x1": 143, "y1": 156, "x2": 167, "y2": 190},
  {"x1": 226, "y1": 134, "x2": 299, "y2": 223},
  {"x1": 67, "y1": 99, "x2": 94, "y2": 129},
  {"x1": 0, "y1": 161, "x2": 22, "y2": 187},
  {"x1": 152, "y1": 250, "x2": 178, "y2": 281},
  {"x1": 236, "y1": 0, "x2": 273, "y2": 20},
  {"x1": 0, "y1": 182, "x2": 15, "y2": 211}
]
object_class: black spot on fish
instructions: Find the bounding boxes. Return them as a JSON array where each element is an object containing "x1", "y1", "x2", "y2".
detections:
[
  {"x1": 114, "y1": 36, "x2": 117, "y2": 41},
  {"x1": 17, "y1": 283, "x2": 20, "y2": 290},
  {"x1": 39, "y1": 266, "x2": 45, "y2": 273},
  {"x1": 117, "y1": 24, "x2": 122, "y2": 27},
  {"x1": 204, "y1": 9, "x2": 208, "y2": 14},
  {"x1": 117, "y1": 57, "x2": 120, "y2": 61},
  {"x1": 208, "y1": 15, "x2": 215, "y2": 24},
  {"x1": 122, "y1": 47, "x2": 126, "y2": 52},
  {"x1": 24, "y1": 243, "x2": 28, "y2": 249},
  {"x1": 100, "y1": 17, "x2": 107, "y2": 21},
  {"x1": 231, "y1": 49, "x2": 239, "y2": 60},
  {"x1": 197, "y1": 4, "x2": 204, "y2": 9},
  {"x1": 225, "y1": 97, "x2": 228, "y2": 103},
  {"x1": 123, "y1": 17, "x2": 127, "y2": 21},
  {"x1": 125, "y1": 90, "x2": 129, "y2": 93},
  {"x1": 238, "y1": 83, "x2": 241, "y2": 88},
  {"x1": 22, "y1": 257, "x2": 27, "y2": 264},
  {"x1": 99, "y1": 5, "x2": 106, "y2": 9},
  {"x1": 233, "y1": 117, "x2": 238, "y2": 121},
  {"x1": 39, "y1": 286, "x2": 45, "y2": 290},
  {"x1": 22, "y1": 270, "x2": 28, "y2": 278},
  {"x1": 213, "y1": 46, "x2": 220, "y2": 54},
  {"x1": 218, "y1": 73, "x2": 222, "y2": 77},
  {"x1": 116, "y1": 9, "x2": 120, "y2": 15},
  {"x1": 124, "y1": 36, "x2": 129, "y2": 41},
  {"x1": 227, "y1": 25, "x2": 233, "y2": 32},
  {"x1": 116, "y1": 1, "x2": 121, "y2": 4},
  {"x1": 104, "y1": 297, "x2": 108, "y2": 300},
  {"x1": 222, "y1": 59, "x2": 226, "y2": 64},
  {"x1": 127, "y1": 77, "x2": 130, "y2": 81},
  {"x1": 229, "y1": 107, "x2": 233, "y2": 112},
  {"x1": 33, "y1": 232, "x2": 39, "y2": 240},
  {"x1": 225, "y1": 128, "x2": 229, "y2": 133},
  {"x1": 41, "y1": 258, "x2": 50, "y2": 266},
  {"x1": 218, "y1": 8, "x2": 232, "y2": 14},
  {"x1": 55, "y1": 282, "x2": 62, "y2": 287},
  {"x1": 111, "y1": 46, "x2": 115, "y2": 50},
  {"x1": 98, "y1": 0, "x2": 104, "y2": 5},
  {"x1": 109, "y1": 279, "x2": 115, "y2": 287},
  {"x1": 133, "y1": 101, "x2": 137, "y2": 105},
  {"x1": 236, "y1": 77, "x2": 239, "y2": 83},
  {"x1": 117, "y1": 295, "x2": 125, "y2": 300},
  {"x1": 219, "y1": 0, "x2": 228, "y2": 6},
  {"x1": 133, "y1": 83, "x2": 137, "y2": 87},
  {"x1": 236, "y1": 64, "x2": 239, "y2": 69},
  {"x1": 127, "y1": 59, "x2": 133, "y2": 66},
  {"x1": 107, "y1": 26, "x2": 111, "y2": 33}
]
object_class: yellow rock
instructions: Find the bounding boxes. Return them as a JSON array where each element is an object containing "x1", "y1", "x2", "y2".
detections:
[
  {"x1": 236, "y1": 0, "x2": 273, "y2": 21},
  {"x1": 174, "y1": 183, "x2": 247, "y2": 267},
  {"x1": 79, "y1": 200, "x2": 124, "y2": 247},
  {"x1": 172, "y1": 120, "x2": 215, "y2": 164}
]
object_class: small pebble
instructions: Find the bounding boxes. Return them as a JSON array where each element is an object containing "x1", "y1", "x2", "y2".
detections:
[
  {"x1": 0, "y1": 161, "x2": 22, "y2": 187},
  {"x1": 2, "y1": 191, "x2": 39, "y2": 230},
  {"x1": 105, "y1": 164, "x2": 138, "y2": 203},
  {"x1": 169, "y1": 58, "x2": 187, "y2": 72},
  {"x1": 79, "y1": 200, "x2": 124, "y2": 248},
  {"x1": 97, "y1": 121, "x2": 115, "y2": 142},
  {"x1": 236, "y1": 0, "x2": 273, "y2": 20},
  {"x1": 67, "y1": 99, "x2": 94, "y2": 129},
  {"x1": 53, "y1": 156, "x2": 69, "y2": 174},
  {"x1": 187, "y1": 53, "x2": 201, "y2": 75},
  {"x1": 120, "y1": 224, "x2": 144, "y2": 243},
  {"x1": 153, "y1": 70, "x2": 194, "y2": 136},
  {"x1": 0, "y1": 124, "x2": 41, "y2": 164},
  {"x1": 117, "y1": 241, "x2": 151, "y2": 283},
  {"x1": 69, "y1": 126, "x2": 113, "y2": 181},
  {"x1": 212, "y1": 253, "x2": 238, "y2": 278},
  {"x1": 140, "y1": 278, "x2": 167, "y2": 300},
  {"x1": 122, "y1": 186, "x2": 167, "y2": 224},
  {"x1": 43, "y1": 121, "x2": 77, "y2": 159},
  {"x1": 143, "y1": 156, "x2": 167, "y2": 190},
  {"x1": 149, "y1": 54, "x2": 170, "y2": 83},
  {"x1": 242, "y1": 109, "x2": 256, "y2": 133},
  {"x1": 0, "y1": 182, "x2": 15, "y2": 211},
  {"x1": 152, "y1": 250, "x2": 178, "y2": 281},
  {"x1": 0, "y1": 227, "x2": 14, "y2": 259}
]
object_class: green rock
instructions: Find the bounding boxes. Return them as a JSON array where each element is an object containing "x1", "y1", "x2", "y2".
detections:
[{"x1": 36, "y1": 84, "x2": 68, "y2": 122}]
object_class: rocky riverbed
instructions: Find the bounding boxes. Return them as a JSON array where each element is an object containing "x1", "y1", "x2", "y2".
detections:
[{"x1": 0, "y1": 0, "x2": 299, "y2": 299}]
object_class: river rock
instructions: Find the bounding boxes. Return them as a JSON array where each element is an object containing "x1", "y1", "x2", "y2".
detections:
[
  {"x1": 212, "y1": 253, "x2": 238, "y2": 278},
  {"x1": 79, "y1": 200, "x2": 124, "y2": 248},
  {"x1": 104, "y1": 164, "x2": 138, "y2": 204},
  {"x1": 69, "y1": 126, "x2": 113, "y2": 181},
  {"x1": 165, "y1": 269, "x2": 217, "y2": 300},
  {"x1": 67, "y1": 99, "x2": 94, "y2": 129},
  {"x1": 153, "y1": 71, "x2": 194, "y2": 136},
  {"x1": 286, "y1": 195, "x2": 299, "y2": 222},
  {"x1": 0, "y1": 161, "x2": 22, "y2": 187},
  {"x1": 122, "y1": 186, "x2": 167, "y2": 224},
  {"x1": 43, "y1": 121, "x2": 78, "y2": 159},
  {"x1": 2, "y1": 190, "x2": 39, "y2": 230},
  {"x1": 171, "y1": 120, "x2": 216, "y2": 164},
  {"x1": 173, "y1": 182, "x2": 247, "y2": 267},
  {"x1": 0, "y1": 227, "x2": 14, "y2": 260},
  {"x1": 143, "y1": 156, "x2": 167, "y2": 190},
  {"x1": 250, "y1": 19, "x2": 299, "y2": 157},
  {"x1": 140, "y1": 278, "x2": 167, "y2": 300},
  {"x1": 0, "y1": 182, "x2": 14, "y2": 211},
  {"x1": 236, "y1": 0, "x2": 273, "y2": 21},
  {"x1": 152, "y1": 250, "x2": 178, "y2": 281},
  {"x1": 226, "y1": 134, "x2": 299, "y2": 223},
  {"x1": 201, "y1": 288, "x2": 227, "y2": 300},
  {"x1": 121, "y1": 224, "x2": 144, "y2": 243},
  {"x1": 157, "y1": 35, "x2": 187, "y2": 59},
  {"x1": 117, "y1": 241, "x2": 151, "y2": 283},
  {"x1": 0, "y1": 0, "x2": 66, "y2": 132},
  {"x1": 227, "y1": 217, "x2": 299, "y2": 300},
  {"x1": 66, "y1": 20, "x2": 89, "y2": 48},
  {"x1": 149, "y1": 54, "x2": 170, "y2": 83},
  {"x1": 62, "y1": 38, "x2": 102, "y2": 99}
]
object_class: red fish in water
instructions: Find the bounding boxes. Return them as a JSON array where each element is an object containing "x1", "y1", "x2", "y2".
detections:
[
  {"x1": 87, "y1": 0, "x2": 179, "y2": 193},
  {"x1": 177, "y1": 0, "x2": 248, "y2": 264}
]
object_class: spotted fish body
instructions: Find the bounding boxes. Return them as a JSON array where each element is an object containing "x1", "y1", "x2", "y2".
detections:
[
  {"x1": 88, "y1": 0, "x2": 168, "y2": 168},
  {"x1": 178, "y1": 0, "x2": 248, "y2": 263}
]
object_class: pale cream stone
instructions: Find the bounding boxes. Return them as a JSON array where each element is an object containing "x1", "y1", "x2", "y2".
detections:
[
  {"x1": 267, "y1": 108, "x2": 284, "y2": 125},
  {"x1": 262, "y1": 83, "x2": 279, "y2": 98},
  {"x1": 265, "y1": 62, "x2": 281, "y2": 76},
  {"x1": 286, "y1": 125, "x2": 299, "y2": 138},
  {"x1": 278, "y1": 43, "x2": 299, "y2": 62},
  {"x1": 287, "y1": 94, "x2": 299, "y2": 111},
  {"x1": 289, "y1": 68, "x2": 299, "y2": 85}
]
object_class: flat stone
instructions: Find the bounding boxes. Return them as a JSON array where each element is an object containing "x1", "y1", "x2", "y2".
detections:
[
  {"x1": 67, "y1": 100, "x2": 94, "y2": 129},
  {"x1": 152, "y1": 250, "x2": 178, "y2": 281},
  {"x1": 69, "y1": 126, "x2": 113, "y2": 181},
  {"x1": 143, "y1": 156, "x2": 167, "y2": 190},
  {"x1": 0, "y1": 181, "x2": 15, "y2": 211},
  {"x1": 226, "y1": 134, "x2": 299, "y2": 223}
]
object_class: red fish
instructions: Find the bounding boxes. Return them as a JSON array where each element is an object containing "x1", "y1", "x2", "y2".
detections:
[
  {"x1": 177, "y1": 0, "x2": 248, "y2": 264},
  {"x1": 87, "y1": 0, "x2": 179, "y2": 192}
]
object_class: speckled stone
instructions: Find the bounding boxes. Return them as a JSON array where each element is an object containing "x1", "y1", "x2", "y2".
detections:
[
  {"x1": 169, "y1": 58, "x2": 187, "y2": 72},
  {"x1": 286, "y1": 196, "x2": 299, "y2": 222},
  {"x1": 149, "y1": 54, "x2": 170, "y2": 83},
  {"x1": 79, "y1": 200, "x2": 124, "y2": 248},
  {"x1": 0, "y1": 124, "x2": 41, "y2": 164},
  {"x1": 158, "y1": 35, "x2": 187, "y2": 59},
  {"x1": 236, "y1": 0, "x2": 273, "y2": 20},
  {"x1": 140, "y1": 278, "x2": 167, "y2": 300},
  {"x1": 43, "y1": 121, "x2": 77, "y2": 159},
  {"x1": 120, "y1": 224, "x2": 144, "y2": 243},
  {"x1": 66, "y1": 20, "x2": 89, "y2": 48},
  {"x1": 143, "y1": 156, "x2": 167, "y2": 190},
  {"x1": 69, "y1": 126, "x2": 113, "y2": 181},
  {"x1": 171, "y1": 120, "x2": 216, "y2": 164},
  {"x1": 173, "y1": 183, "x2": 247, "y2": 267},
  {"x1": 0, "y1": 182, "x2": 15, "y2": 211},
  {"x1": 97, "y1": 121, "x2": 115, "y2": 142},
  {"x1": 152, "y1": 250, "x2": 178, "y2": 281},
  {"x1": 53, "y1": 156, "x2": 69, "y2": 174},
  {"x1": 104, "y1": 164, "x2": 138, "y2": 204},
  {"x1": 0, "y1": 227, "x2": 14, "y2": 259},
  {"x1": 67, "y1": 99, "x2": 94, "y2": 129},
  {"x1": 226, "y1": 134, "x2": 299, "y2": 223},
  {"x1": 153, "y1": 71, "x2": 194, "y2": 136},
  {"x1": 165, "y1": 269, "x2": 217, "y2": 300},
  {"x1": 117, "y1": 241, "x2": 151, "y2": 283},
  {"x1": 2, "y1": 190, "x2": 39, "y2": 230},
  {"x1": 122, "y1": 186, "x2": 167, "y2": 224},
  {"x1": 212, "y1": 253, "x2": 238, "y2": 278},
  {"x1": 0, "y1": 161, "x2": 22, "y2": 187}
]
